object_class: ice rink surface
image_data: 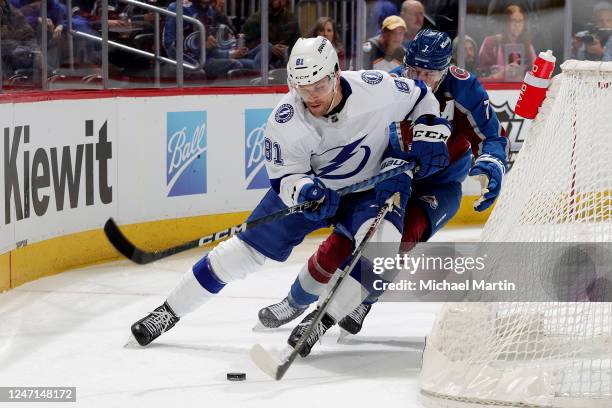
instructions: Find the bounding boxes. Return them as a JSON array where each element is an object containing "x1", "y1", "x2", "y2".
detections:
[{"x1": 0, "y1": 227, "x2": 481, "y2": 408}]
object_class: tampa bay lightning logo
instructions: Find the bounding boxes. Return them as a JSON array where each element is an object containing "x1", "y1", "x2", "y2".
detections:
[
  {"x1": 361, "y1": 71, "x2": 383, "y2": 85},
  {"x1": 394, "y1": 78, "x2": 411, "y2": 93},
  {"x1": 275, "y1": 104, "x2": 294, "y2": 123},
  {"x1": 314, "y1": 135, "x2": 371, "y2": 180}
]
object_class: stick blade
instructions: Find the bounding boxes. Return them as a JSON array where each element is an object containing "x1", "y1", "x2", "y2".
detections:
[
  {"x1": 104, "y1": 218, "x2": 137, "y2": 258},
  {"x1": 104, "y1": 218, "x2": 153, "y2": 264},
  {"x1": 250, "y1": 344, "x2": 283, "y2": 380}
]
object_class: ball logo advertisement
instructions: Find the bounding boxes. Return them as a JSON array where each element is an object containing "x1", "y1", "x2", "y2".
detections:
[
  {"x1": 245, "y1": 109, "x2": 272, "y2": 190},
  {"x1": 166, "y1": 111, "x2": 207, "y2": 197}
]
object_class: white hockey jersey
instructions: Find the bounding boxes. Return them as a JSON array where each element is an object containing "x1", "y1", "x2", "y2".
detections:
[{"x1": 265, "y1": 70, "x2": 441, "y2": 207}]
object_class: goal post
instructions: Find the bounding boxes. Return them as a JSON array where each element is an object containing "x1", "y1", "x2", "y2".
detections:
[{"x1": 419, "y1": 60, "x2": 612, "y2": 408}]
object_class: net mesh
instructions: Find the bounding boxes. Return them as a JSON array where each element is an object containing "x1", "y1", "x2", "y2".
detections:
[{"x1": 419, "y1": 61, "x2": 612, "y2": 408}]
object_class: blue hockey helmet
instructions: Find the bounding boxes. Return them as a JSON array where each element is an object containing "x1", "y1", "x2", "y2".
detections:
[
  {"x1": 403, "y1": 29, "x2": 452, "y2": 91},
  {"x1": 404, "y1": 29, "x2": 452, "y2": 71}
]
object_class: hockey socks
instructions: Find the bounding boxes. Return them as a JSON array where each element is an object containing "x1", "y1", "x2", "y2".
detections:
[
  {"x1": 166, "y1": 256, "x2": 223, "y2": 317},
  {"x1": 289, "y1": 234, "x2": 352, "y2": 307}
]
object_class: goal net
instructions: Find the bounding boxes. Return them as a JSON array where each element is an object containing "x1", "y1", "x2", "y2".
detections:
[{"x1": 419, "y1": 60, "x2": 612, "y2": 408}]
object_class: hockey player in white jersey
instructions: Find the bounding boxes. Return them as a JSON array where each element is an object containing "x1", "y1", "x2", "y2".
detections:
[{"x1": 129, "y1": 36, "x2": 451, "y2": 348}]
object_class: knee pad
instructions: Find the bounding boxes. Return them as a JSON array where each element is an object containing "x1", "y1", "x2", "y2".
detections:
[{"x1": 208, "y1": 236, "x2": 266, "y2": 283}]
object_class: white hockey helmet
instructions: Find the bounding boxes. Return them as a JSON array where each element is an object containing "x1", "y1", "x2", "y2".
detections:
[{"x1": 287, "y1": 36, "x2": 339, "y2": 88}]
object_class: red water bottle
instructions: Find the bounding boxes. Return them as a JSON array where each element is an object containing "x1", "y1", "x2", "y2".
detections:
[{"x1": 515, "y1": 50, "x2": 556, "y2": 119}]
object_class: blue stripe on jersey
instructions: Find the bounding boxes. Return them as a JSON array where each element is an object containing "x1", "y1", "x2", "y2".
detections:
[
  {"x1": 413, "y1": 79, "x2": 429, "y2": 106},
  {"x1": 387, "y1": 122, "x2": 403, "y2": 152},
  {"x1": 403, "y1": 79, "x2": 430, "y2": 120}
]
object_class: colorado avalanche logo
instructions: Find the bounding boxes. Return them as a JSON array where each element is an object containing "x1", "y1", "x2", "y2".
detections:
[
  {"x1": 419, "y1": 195, "x2": 439, "y2": 209},
  {"x1": 450, "y1": 65, "x2": 470, "y2": 80},
  {"x1": 361, "y1": 71, "x2": 383, "y2": 85},
  {"x1": 275, "y1": 104, "x2": 294, "y2": 123}
]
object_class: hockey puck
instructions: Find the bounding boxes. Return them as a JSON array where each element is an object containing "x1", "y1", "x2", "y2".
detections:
[{"x1": 227, "y1": 372, "x2": 246, "y2": 381}]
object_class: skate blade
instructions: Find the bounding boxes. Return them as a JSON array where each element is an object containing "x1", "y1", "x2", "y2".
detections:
[
  {"x1": 337, "y1": 329, "x2": 352, "y2": 344},
  {"x1": 252, "y1": 322, "x2": 274, "y2": 332},
  {"x1": 123, "y1": 334, "x2": 142, "y2": 348},
  {"x1": 252, "y1": 322, "x2": 289, "y2": 332}
]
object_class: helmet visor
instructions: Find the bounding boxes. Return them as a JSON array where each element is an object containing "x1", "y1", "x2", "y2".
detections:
[
  {"x1": 294, "y1": 75, "x2": 334, "y2": 101},
  {"x1": 401, "y1": 65, "x2": 447, "y2": 89}
]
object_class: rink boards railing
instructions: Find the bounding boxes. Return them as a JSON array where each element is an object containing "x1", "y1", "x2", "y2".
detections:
[{"x1": 0, "y1": 83, "x2": 525, "y2": 291}]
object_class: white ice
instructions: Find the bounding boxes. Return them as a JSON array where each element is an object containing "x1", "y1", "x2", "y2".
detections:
[{"x1": 0, "y1": 227, "x2": 481, "y2": 408}]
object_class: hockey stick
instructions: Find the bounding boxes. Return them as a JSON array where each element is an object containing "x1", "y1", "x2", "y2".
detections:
[
  {"x1": 104, "y1": 163, "x2": 412, "y2": 264},
  {"x1": 250, "y1": 193, "x2": 398, "y2": 380}
]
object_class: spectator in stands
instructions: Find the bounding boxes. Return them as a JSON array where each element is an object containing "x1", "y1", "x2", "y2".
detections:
[
  {"x1": 9, "y1": 0, "x2": 73, "y2": 69},
  {"x1": 366, "y1": 0, "x2": 399, "y2": 39},
  {"x1": 400, "y1": 0, "x2": 424, "y2": 48},
  {"x1": 0, "y1": 0, "x2": 38, "y2": 75},
  {"x1": 201, "y1": 0, "x2": 262, "y2": 69},
  {"x1": 573, "y1": 1, "x2": 612, "y2": 61},
  {"x1": 241, "y1": 0, "x2": 300, "y2": 68},
  {"x1": 310, "y1": 16, "x2": 345, "y2": 69},
  {"x1": 478, "y1": 4, "x2": 536, "y2": 81},
  {"x1": 363, "y1": 15, "x2": 406, "y2": 71},
  {"x1": 483, "y1": 1, "x2": 564, "y2": 66},
  {"x1": 164, "y1": 0, "x2": 255, "y2": 78},
  {"x1": 452, "y1": 35, "x2": 478, "y2": 73}
]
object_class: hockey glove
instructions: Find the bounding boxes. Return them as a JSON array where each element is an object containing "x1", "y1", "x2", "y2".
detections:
[
  {"x1": 469, "y1": 154, "x2": 506, "y2": 212},
  {"x1": 375, "y1": 158, "x2": 414, "y2": 209},
  {"x1": 407, "y1": 115, "x2": 451, "y2": 179},
  {"x1": 297, "y1": 178, "x2": 340, "y2": 222}
]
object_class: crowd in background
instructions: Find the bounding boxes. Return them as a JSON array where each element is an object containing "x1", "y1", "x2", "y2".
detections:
[{"x1": 0, "y1": 0, "x2": 610, "y2": 88}]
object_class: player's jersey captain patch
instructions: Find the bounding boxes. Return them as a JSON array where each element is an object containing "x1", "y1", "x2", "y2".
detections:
[
  {"x1": 275, "y1": 104, "x2": 295, "y2": 123},
  {"x1": 361, "y1": 71, "x2": 383, "y2": 84},
  {"x1": 450, "y1": 65, "x2": 470, "y2": 80}
]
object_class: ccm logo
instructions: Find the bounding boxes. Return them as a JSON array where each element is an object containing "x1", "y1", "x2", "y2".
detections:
[
  {"x1": 413, "y1": 130, "x2": 449, "y2": 142},
  {"x1": 381, "y1": 159, "x2": 405, "y2": 170},
  {"x1": 199, "y1": 223, "x2": 247, "y2": 245}
]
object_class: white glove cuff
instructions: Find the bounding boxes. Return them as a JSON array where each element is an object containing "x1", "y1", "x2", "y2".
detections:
[
  {"x1": 475, "y1": 154, "x2": 506, "y2": 176},
  {"x1": 290, "y1": 177, "x2": 314, "y2": 205}
]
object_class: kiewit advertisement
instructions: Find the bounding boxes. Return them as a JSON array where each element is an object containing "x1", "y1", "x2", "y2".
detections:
[{"x1": 1, "y1": 100, "x2": 117, "y2": 248}]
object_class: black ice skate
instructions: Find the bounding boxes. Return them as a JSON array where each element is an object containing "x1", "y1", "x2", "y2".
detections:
[
  {"x1": 258, "y1": 297, "x2": 307, "y2": 328},
  {"x1": 131, "y1": 301, "x2": 180, "y2": 346},
  {"x1": 287, "y1": 309, "x2": 335, "y2": 357},
  {"x1": 338, "y1": 303, "x2": 372, "y2": 335}
]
